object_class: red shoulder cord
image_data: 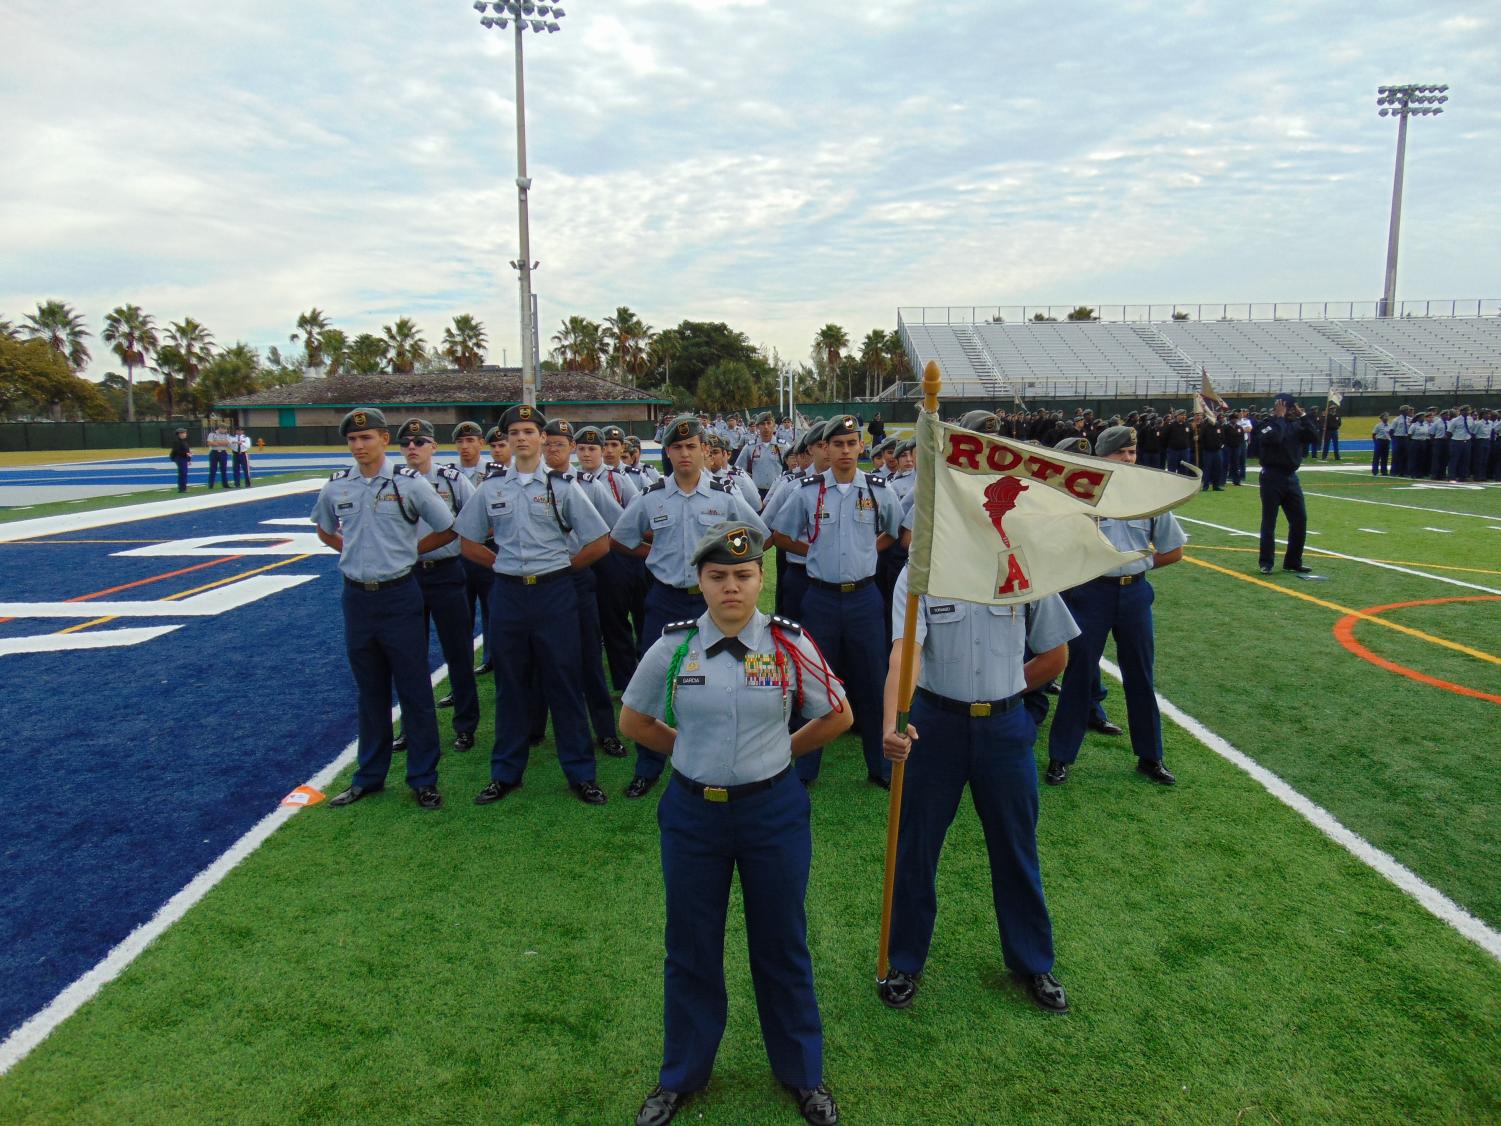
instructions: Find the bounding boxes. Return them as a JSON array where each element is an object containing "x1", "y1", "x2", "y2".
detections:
[
  {"x1": 807, "y1": 478, "x2": 827, "y2": 545},
  {"x1": 771, "y1": 625, "x2": 846, "y2": 715}
]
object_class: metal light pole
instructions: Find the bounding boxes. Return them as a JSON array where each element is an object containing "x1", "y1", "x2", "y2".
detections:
[
  {"x1": 1375, "y1": 83, "x2": 1447, "y2": 318},
  {"x1": 473, "y1": 0, "x2": 565, "y2": 405}
]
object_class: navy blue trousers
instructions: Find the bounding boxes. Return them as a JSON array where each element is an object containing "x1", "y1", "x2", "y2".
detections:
[
  {"x1": 416, "y1": 559, "x2": 479, "y2": 737},
  {"x1": 571, "y1": 568, "x2": 617, "y2": 741},
  {"x1": 487, "y1": 575, "x2": 596, "y2": 786},
  {"x1": 634, "y1": 581, "x2": 707, "y2": 781},
  {"x1": 1407, "y1": 441, "x2": 1429, "y2": 478},
  {"x1": 462, "y1": 557, "x2": 493, "y2": 665},
  {"x1": 1449, "y1": 441, "x2": 1472, "y2": 482},
  {"x1": 889, "y1": 696, "x2": 1053, "y2": 978},
  {"x1": 174, "y1": 459, "x2": 188, "y2": 492},
  {"x1": 1431, "y1": 440, "x2": 1449, "y2": 479},
  {"x1": 798, "y1": 583, "x2": 888, "y2": 783},
  {"x1": 1199, "y1": 448, "x2": 1224, "y2": 490},
  {"x1": 1165, "y1": 448, "x2": 1190, "y2": 476},
  {"x1": 232, "y1": 452, "x2": 252, "y2": 486},
  {"x1": 1391, "y1": 435, "x2": 1409, "y2": 476},
  {"x1": 658, "y1": 770, "x2": 822, "y2": 1091},
  {"x1": 1048, "y1": 578, "x2": 1163, "y2": 765},
  {"x1": 207, "y1": 449, "x2": 230, "y2": 488},
  {"x1": 1258, "y1": 467, "x2": 1308, "y2": 571},
  {"x1": 1372, "y1": 439, "x2": 1390, "y2": 476},
  {"x1": 343, "y1": 577, "x2": 440, "y2": 791},
  {"x1": 595, "y1": 551, "x2": 645, "y2": 691},
  {"x1": 780, "y1": 561, "x2": 809, "y2": 621}
]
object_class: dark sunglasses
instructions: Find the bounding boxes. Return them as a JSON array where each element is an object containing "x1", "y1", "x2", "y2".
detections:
[{"x1": 398, "y1": 438, "x2": 432, "y2": 448}]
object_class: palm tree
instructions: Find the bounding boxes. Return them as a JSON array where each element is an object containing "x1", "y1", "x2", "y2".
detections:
[
  {"x1": 442, "y1": 314, "x2": 488, "y2": 372},
  {"x1": 813, "y1": 324, "x2": 849, "y2": 399},
  {"x1": 0, "y1": 318, "x2": 17, "y2": 339},
  {"x1": 884, "y1": 330, "x2": 912, "y2": 381},
  {"x1": 291, "y1": 308, "x2": 331, "y2": 371},
  {"x1": 649, "y1": 328, "x2": 684, "y2": 387},
  {"x1": 550, "y1": 315, "x2": 605, "y2": 373},
  {"x1": 604, "y1": 306, "x2": 651, "y2": 386},
  {"x1": 320, "y1": 328, "x2": 349, "y2": 378},
  {"x1": 382, "y1": 318, "x2": 426, "y2": 374},
  {"x1": 349, "y1": 332, "x2": 390, "y2": 375},
  {"x1": 157, "y1": 318, "x2": 216, "y2": 419},
  {"x1": 101, "y1": 304, "x2": 158, "y2": 421},
  {"x1": 25, "y1": 300, "x2": 92, "y2": 372},
  {"x1": 859, "y1": 329, "x2": 891, "y2": 400}
]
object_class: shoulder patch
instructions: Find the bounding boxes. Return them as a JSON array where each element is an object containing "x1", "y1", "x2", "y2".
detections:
[
  {"x1": 438, "y1": 464, "x2": 460, "y2": 480},
  {"x1": 770, "y1": 615, "x2": 803, "y2": 636},
  {"x1": 644, "y1": 479, "x2": 667, "y2": 494},
  {"x1": 484, "y1": 463, "x2": 509, "y2": 479},
  {"x1": 330, "y1": 467, "x2": 351, "y2": 480},
  {"x1": 395, "y1": 465, "x2": 420, "y2": 479},
  {"x1": 663, "y1": 619, "x2": 697, "y2": 635}
]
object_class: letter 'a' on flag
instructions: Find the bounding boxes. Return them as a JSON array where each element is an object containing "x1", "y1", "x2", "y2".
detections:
[{"x1": 906, "y1": 412, "x2": 1201, "y2": 605}]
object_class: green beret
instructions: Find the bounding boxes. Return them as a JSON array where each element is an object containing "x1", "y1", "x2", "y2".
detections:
[
  {"x1": 663, "y1": 415, "x2": 704, "y2": 446},
  {"x1": 803, "y1": 420, "x2": 830, "y2": 445},
  {"x1": 825, "y1": 415, "x2": 860, "y2": 439},
  {"x1": 1054, "y1": 435, "x2": 1092, "y2": 456},
  {"x1": 601, "y1": 425, "x2": 626, "y2": 443},
  {"x1": 341, "y1": 407, "x2": 388, "y2": 437},
  {"x1": 543, "y1": 417, "x2": 574, "y2": 439},
  {"x1": 691, "y1": 521, "x2": 765, "y2": 568},
  {"x1": 756, "y1": 411, "x2": 774, "y2": 425},
  {"x1": 484, "y1": 425, "x2": 506, "y2": 444},
  {"x1": 896, "y1": 439, "x2": 916, "y2": 456},
  {"x1": 957, "y1": 410, "x2": 999, "y2": 434},
  {"x1": 573, "y1": 425, "x2": 604, "y2": 446},
  {"x1": 1095, "y1": 426, "x2": 1137, "y2": 457},
  {"x1": 624, "y1": 435, "x2": 642, "y2": 448},
  {"x1": 396, "y1": 417, "x2": 435, "y2": 442},
  {"x1": 499, "y1": 403, "x2": 546, "y2": 431},
  {"x1": 451, "y1": 420, "x2": 484, "y2": 441}
]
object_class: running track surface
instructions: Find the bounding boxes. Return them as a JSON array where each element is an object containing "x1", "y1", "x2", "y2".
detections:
[{"x1": 0, "y1": 482, "x2": 469, "y2": 1041}]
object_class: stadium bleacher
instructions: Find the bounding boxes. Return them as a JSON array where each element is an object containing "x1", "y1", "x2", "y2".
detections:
[{"x1": 894, "y1": 305, "x2": 1501, "y2": 399}]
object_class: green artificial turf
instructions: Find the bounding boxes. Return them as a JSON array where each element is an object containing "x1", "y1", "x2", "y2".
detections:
[{"x1": 3, "y1": 473, "x2": 1500, "y2": 1124}]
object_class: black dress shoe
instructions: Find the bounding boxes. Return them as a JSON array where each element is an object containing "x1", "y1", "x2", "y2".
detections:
[
  {"x1": 414, "y1": 786, "x2": 442, "y2": 810},
  {"x1": 636, "y1": 1086, "x2": 687, "y2": 1126},
  {"x1": 329, "y1": 784, "x2": 383, "y2": 807},
  {"x1": 453, "y1": 732, "x2": 475, "y2": 751},
  {"x1": 878, "y1": 969, "x2": 918, "y2": 1009},
  {"x1": 572, "y1": 780, "x2": 608, "y2": 805},
  {"x1": 1044, "y1": 760, "x2": 1069, "y2": 786},
  {"x1": 392, "y1": 734, "x2": 407, "y2": 753},
  {"x1": 1259, "y1": 565, "x2": 1274, "y2": 575},
  {"x1": 868, "y1": 774, "x2": 891, "y2": 790},
  {"x1": 785, "y1": 1082, "x2": 840, "y2": 1126},
  {"x1": 1015, "y1": 970, "x2": 1069, "y2": 1013},
  {"x1": 474, "y1": 780, "x2": 520, "y2": 805},
  {"x1": 1137, "y1": 758, "x2": 1177, "y2": 785},
  {"x1": 1283, "y1": 564, "x2": 1313, "y2": 574},
  {"x1": 437, "y1": 694, "x2": 454, "y2": 708},
  {"x1": 1087, "y1": 718, "x2": 1123, "y2": 736},
  {"x1": 624, "y1": 774, "x2": 658, "y2": 799},
  {"x1": 600, "y1": 736, "x2": 627, "y2": 758},
  {"x1": 476, "y1": 661, "x2": 493, "y2": 674}
]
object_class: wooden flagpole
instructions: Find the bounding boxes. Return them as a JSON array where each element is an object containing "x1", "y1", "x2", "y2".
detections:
[{"x1": 877, "y1": 360, "x2": 941, "y2": 982}]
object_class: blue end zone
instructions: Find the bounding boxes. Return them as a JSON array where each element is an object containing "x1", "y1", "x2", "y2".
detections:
[{"x1": 0, "y1": 488, "x2": 469, "y2": 1040}]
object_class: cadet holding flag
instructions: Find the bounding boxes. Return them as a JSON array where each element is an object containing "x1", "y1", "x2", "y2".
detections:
[
  {"x1": 454, "y1": 404, "x2": 613, "y2": 807},
  {"x1": 770, "y1": 415, "x2": 905, "y2": 788},
  {"x1": 315, "y1": 408, "x2": 457, "y2": 811}
]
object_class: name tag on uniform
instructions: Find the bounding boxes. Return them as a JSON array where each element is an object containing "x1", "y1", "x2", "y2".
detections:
[
  {"x1": 336, "y1": 501, "x2": 354, "y2": 513},
  {"x1": 489, "y1": 499, "x2": 511, "y2": 515},
  {"x1": 930, "y1": 604, "x2": 956, "y2": 615},
  {"x1": 651, "y1": 512, "x2": 672, "y2": 527},
  {"x1": 675, "y1": 675, "x2": 705, "y2": 686}
]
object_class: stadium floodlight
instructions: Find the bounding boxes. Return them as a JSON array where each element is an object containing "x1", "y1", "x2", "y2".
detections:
[
  {"x1": 1375, "y1": 82, "x2": 1449, "y2": 318},
  {"x1": 466, "y1": 0, "x2": 572, "y2": 406}
]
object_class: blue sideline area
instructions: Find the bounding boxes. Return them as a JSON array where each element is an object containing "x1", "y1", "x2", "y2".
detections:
[
  {"x1": 0, "y1": 452, "x2": 352, "y2": 490},
  {"x1": 0, "y1": 489, "x2": 469, "y2": 1041}
]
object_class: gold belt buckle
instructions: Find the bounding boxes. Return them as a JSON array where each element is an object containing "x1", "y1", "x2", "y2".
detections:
[
  {"x1": 703, "y1": 786, "x2": 729, "y2": 803},
  {"x1": 362, "y1": 580, "x2": 379, "y2": 592},
  {"x1": 969, "y1": 702, "x2": 992, "y2": 717},
  {"x1": 524, "y1": 574, "x2": 538, "y2": 586},
  {"x1": 840, "y1": 582, "x2": 855, "y2": 593},
  {"x1": 1122, "y1": 574, "x2": 1137, "y2": 585}
]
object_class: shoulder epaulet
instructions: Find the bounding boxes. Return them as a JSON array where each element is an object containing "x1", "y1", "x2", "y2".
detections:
[
  {"x1": 622, "y1": 465, "x2": 642, "y2": 475},
  {"x1": 780, "y1": 469, "x2": 798, "y2": 481},
  {"x1": 868, "y1": 473, "x2": 888, "y2": 487},
  {"x1": 644, "y1": 478, "x2": 667, "y2": 494},
  {"x1": 799, "y1": 474, "x2": 823, "y2": 487},
  {"x1": 330, "y1": 467, "x2": 352, "y2": 480},
  {"x1": 663, "y1": 619, "x2": 697, "y2": 635},
  {"x1": 438, "y1": 464, "x2": 460, "y2": 481},
  {"x1": 578, "y1": 470, "x2": 597, "y2": 483},
  {"x1": 708, "y1": 476, "x2": 732, "y2": 493},
  {"x1": 484, "y1": 463, "x2": 509, "y2": 479},
  {"x1": 395, "y1": 465, "x2": 420, "y2": 479},
  {"x1": 770, "y1": 615, "x2": 802, "y2": 636},
  {"x1": 548, "y1": 468, "x2": 574, "y2": 482}
]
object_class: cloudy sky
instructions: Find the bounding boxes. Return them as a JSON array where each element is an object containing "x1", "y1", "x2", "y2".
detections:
[{"x1": 2, "y1": 0, "x2": 1497, "y2": 377}]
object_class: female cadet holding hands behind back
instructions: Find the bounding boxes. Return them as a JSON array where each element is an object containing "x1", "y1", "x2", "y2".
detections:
[{"x1": 620, "y1": 521, "x2": 852, "y2": 1126}]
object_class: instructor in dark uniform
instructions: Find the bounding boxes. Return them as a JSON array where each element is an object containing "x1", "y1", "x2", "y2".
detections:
[{"x1": 1256, "y1": 393, "x2": 1320, "y2": 575}]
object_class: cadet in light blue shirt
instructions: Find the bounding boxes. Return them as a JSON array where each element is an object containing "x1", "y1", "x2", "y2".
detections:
[
  {"x1": 735, "y1": 411, "x2": 789, "y2": 493},
  {"x1": 452, "y1": 420, "x2": 496, "y2": 670},
  {"x1": 454, "y1": 404, "x2": 612, "y2": 807},
  {"x1": 878, "y1": 565, "x2": 1078, "y2": 1015},
  {"x1": 610, "y1": 415, "x2": 769, "y2": 797},
  {"x1": 313, "y1": 407, "x2": 455, "y2": 811},
  {"x1": 769, "y1": 414, "x2": 905, "y2": 786},
  {"x1": 575, "y1": 425, "x2": 649, "y2": 695},
  {"x1": 1446, "y1": 406, "x2": 1478, "y2": 481},
  {"x1": 1046, "y1": 425, "x2": 1186, "y2": 788}
]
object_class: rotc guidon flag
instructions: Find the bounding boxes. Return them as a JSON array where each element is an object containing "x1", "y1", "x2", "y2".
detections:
[{"x1": 906, "y1": 411, "x2": 1200, "y2": 606}]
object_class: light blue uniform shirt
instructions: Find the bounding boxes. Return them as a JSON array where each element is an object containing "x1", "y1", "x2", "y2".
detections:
[
  {"x1": 622, "y1": 609, "x2": 847, "y2": 787},
  {"x1": 771, "y1": 468, "x2": 904, "y2": 583},
  {"x1": 417, "y1": 464, "x2": 475, "y2": 560},
  {"x1": 886, "y1": 469, "x2": 916, "y2": 502},
  {"x1": 312, "y1": 460, "x2": 455, "y2": 583},
  {"x1": 1373, "y1": 421, "x2": 1393, "y2": 441},
  {"x1": 1392, "y1": 413, "x2": 1411, "y2": 438},
  {"x1": 622, "y1": 464, "x2": 661, "y2": 491},
  {"x1": 713, "y1": 466, "x2": 761, "y2": 509},
  {"x1": 573, "y1": 471, "x2": 625, "y2": 550},
  {"x1": 736, "y1": 437, "x2": 787, "y2": 491},
  {"x1": 1097, "y1": 512, "x2": 1188, "y2": 578},
  {"x1": 1448, "y1": 415, "x2": 1476, "y2": 441},
  {"x1": 454, "y1": 466, "x2": 610, "y2": 577},
  {"x1": 759, "y1": 468, "x2": 804, "y2": 523},
  {"x1": 611, "y1": 469, "x2": 769, "y2": 588},
  {"x1": 1409, "y1": 420, "x2": 1430, "y2": 441},
  {"x1": 599, "y1": 462, "x2": 641, "y2": 503},
  {"x1": 892, "y1": 566, "x2": 1079, "y2": 703},
  {"x1": 457, "y1": 462, "x2": 488, "y2": 486}
]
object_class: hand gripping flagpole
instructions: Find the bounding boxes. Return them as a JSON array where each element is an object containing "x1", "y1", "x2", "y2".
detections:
[{"x1": 877, "y1": 360, "x2": 941, "y2": 983}]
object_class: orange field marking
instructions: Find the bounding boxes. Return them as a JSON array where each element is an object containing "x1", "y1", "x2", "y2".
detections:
[
  {"x1": 1333, "y1": 596, "x2": 1501, "y2": 706},
  {"x1": 0, "y1": 555, "x2": 243, "y2": 626},
  {"x1": 1185, "y1": 544, "x2": 1501, "y2": 578}
]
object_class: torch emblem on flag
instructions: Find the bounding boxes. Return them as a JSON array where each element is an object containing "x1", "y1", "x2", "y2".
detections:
[{"x1": 982, "y1": 477, "x2": 1028, "y2": 548}]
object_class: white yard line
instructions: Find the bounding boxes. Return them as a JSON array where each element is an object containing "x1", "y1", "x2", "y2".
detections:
[
  {"x1": 1422, "y1": 527, "x2": 1455, "y2": 534},
  {"x1": 0, "y1": 648, "x2": 472, "y2": 1075},
  {"x1": 1178, "y1": 516, "x2": 1501, "y2": 596},
  {"x1": 1101, "y1": 658, "x2": 1501, "y2": 963},
  {"x1": 0, "y1": 479, "x2": 323, "y2": 543},
  {"x1": 1301, "y1": 491, "x2": 1499, "y2": 521},
  {"x1": 1357, "y1": 528, "x2": 1387, "y2": 534}
]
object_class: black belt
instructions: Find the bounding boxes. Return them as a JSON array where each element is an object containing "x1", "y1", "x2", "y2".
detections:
[
  {"x1": 673, "y1": 764, "x2": 792, "y2": 803},
  {"x1": 344, "y1": 572, "x2": 413, "y2": 592},
  {"x1": 418, "y1": 557, "x2": 460, "y2": 571},
  {"x1": 652, "y1": 575, "x2": 702, "y2": 596},
  {"x1": 494, "y1": 567, "x2": 571, "y2": 586},
  {"x1": 915, "y1": 686, "x2": 1021, "y2": 718},
  {"x1": 807, "y1": 575, "x2": 875, "y2": 593},
  {"x1": 1093, "y1": 573, "x2": 1145, "y2": 587}
]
